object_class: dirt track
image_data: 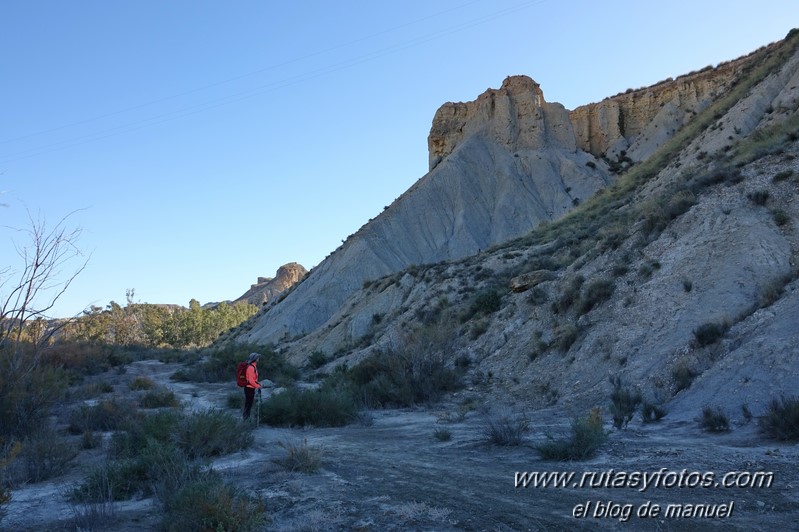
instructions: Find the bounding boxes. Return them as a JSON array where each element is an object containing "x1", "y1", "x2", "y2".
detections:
[{"x1": 4, "y1": 360, "x2": 799, "y2": 531}]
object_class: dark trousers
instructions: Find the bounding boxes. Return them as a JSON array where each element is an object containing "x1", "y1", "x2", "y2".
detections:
[{"x1": 243, "y1": 387, "x2": 256, "y2": 419}]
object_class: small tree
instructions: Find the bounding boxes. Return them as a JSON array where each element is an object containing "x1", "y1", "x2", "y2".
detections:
[
  {"x1": 1, "y1": 212, "x2": 86, "y2": 437},
  {"x1": 1, "y1": 211, "x2": 86, "y2": 356}
]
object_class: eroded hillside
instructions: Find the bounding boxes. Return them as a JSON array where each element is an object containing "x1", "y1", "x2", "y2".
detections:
[{"x1": 229, "y1": 30, "x2": 799, "y2": 418}]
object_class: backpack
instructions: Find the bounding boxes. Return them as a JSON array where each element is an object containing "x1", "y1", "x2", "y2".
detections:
[{"x1": 236, "y1": 362, "x2": 250, "y2": 387}]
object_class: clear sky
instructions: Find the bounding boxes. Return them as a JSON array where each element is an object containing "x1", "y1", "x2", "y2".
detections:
[{"x1": 1, "y1": 1, "x2": 797, "y2": 318}]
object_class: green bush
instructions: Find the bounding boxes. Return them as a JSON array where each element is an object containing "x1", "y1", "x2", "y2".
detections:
[
  {"x1": 693, "y1": 321, "x2": 728, "y2": 347},
  {"x1": 72, "y1": 458, "x2": 153, "y2": 502},
  {"x1": 173, "y1": 409, "x2": 253, "y2": 459},
  {"x1": 139, "y1": 388, "x2": 180, "y2": 409},
  {"x1": 346, "y1": 348, "x2": 462, "y2": 408},
  {"x1": 758, "y1": 396, "x2": 799, "y2": 441},
  {"x1": 672, "y1": 360, "x2": 697, "y2": 392},
  {"x1": 0, "y1": 347, "x2": 69, "y2": 439},
  {"x1": 578, "y1": 279, "x2": 615, "y2": 315},
  {"x1": 68, "y1": 399, "x2": 140, "y2": 435},
  {"x1": 641, "y1": 402, "x2": 667, "y2": 423},
  {"x1": 433, "y1": 427, "x2": 452, "y2": 442},
  {"x1": 21, "y1": 427, "x2": 77, "y2": 482},
  {"x1": 129, "y1": 376, "x2": 155, "y2": 390},
  {"x1": 160, "y1": 471, "x2": 267, "y2": 532},
  {"x1": 699, "y1": 406, "x2": 730, "y2": 433},
  {"x1": 461, "y1": 290, "x2": 502, "y2": 322},
  {"x1": 609, "y1": 376, "x2": 642, "y2": 429},
  {"x1": 307, "y1": 350, "x2": 329, "y2": 369},
  {"x1": 552, "y1": 323, "x2": 581, "y2": 353},
  {"x1": 260, "y1": 386, "x2": 357, "y2": 428},
  {"x1": 552, "y1": 276, "x2": 584, "y2": 314},
  {"x1": 536, "y1": 409, "x2": 607, "y2": 460},
  {"x1": 772, "y1": 209, "x2": 790, "y2": 226}
]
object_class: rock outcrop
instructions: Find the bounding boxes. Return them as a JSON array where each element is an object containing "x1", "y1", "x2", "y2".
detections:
[
  {"x1": 243, "y1": 75, "x2": 609, "y2": 343},
  {"x1": 569, "y1": 43, "x2": 772, "y2": 163},
  {"x1": 234, "y1": 262, "x2": 307, "y2": 306}
]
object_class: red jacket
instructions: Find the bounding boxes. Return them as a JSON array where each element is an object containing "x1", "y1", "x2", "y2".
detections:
[{"x1": 245, "y1": 363, "x2": 261, "y2": 388}]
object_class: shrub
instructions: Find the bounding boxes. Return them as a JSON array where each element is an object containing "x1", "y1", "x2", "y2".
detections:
[
  {"x1": 748, "y1": 190, "x2": 770, "y2": 206},
  {"x1": 481, "y1": 408, "x2": 529, "y2": 446},
  {"x1": 578, "y1": 279, "x2": 615, "y2": 315},
  {"x1": 609, "y1": 376, "x2": 642, "y2": 429},
  {"x1": 346, "y1": 346, "x2": 462, "y2": 408},
  {"x1": 81, "y1": 430, "x2": 102, "y2": 450},
  {"x1": 772, "y1": 209, "x2": 790, "y2": 226},
  {"x1": 260, "y1": 386, "x2": 357, "y2": 427},
  {"x1": 0, "y1": 348, "x2": 68, "y2": 439},
  {"x1": 758, "y1": 396, "x2": 799, "y2": 441},
  {"x1": 68, "y1": 399, "x2": 140, "y2": 435},
  {"x1": 699, "y1": 407, "x2": 730, "y2": 433},
  {"x1": 552, "y1": 276, "x2": 584, "y2": 314},
  {"x1": 693, "y1": 321, "x2": 728, "y2": 347},
  {"x1": 173, "y1": 409, "x2": 253, "y2": 459},
  {"x1": 129, "y1": 376, "x2": 155, "y2": 390},
  {"x1": 461, "y1": 290, "x2": 502, "y2": 322},
  {"x1": 274, "y1": 439, "x2": 323, "y2": 473},
  {"x1": 773, "y1": 169, "x2": 794, "y2": 182},
  {"x1": 226, "y1": 391, "x2": 243, "y2": 410},
  {"x1": 641, "y1": 401, "x2": 667, "y2": 423},
  {"x1": 552, "y1": 323, "x2": 581, "y2": 353},
  {"x1": 672, "y1": 359, "x2": 697, "y2": 392},
  {"x1": 139, "y1": 388, "x2": 181, "y2": 409},
  {"x1": 72, "y1": 458, "x2": 154, "y2": 502},
  {"x1": 160, "y1": 470, "x2": 267, "y2": 532},
  {"x1": 307, "y1": 350, "x2": 328, "y2": 369},
  {"x1": 433, "y1": 427, "x2": 452, "y2": 442},
  {"x1": 21, "y1": 427, "x2": 77, "y2": 482},
  {"x1": 536, "y1": 408, "x2": 607, "y2": 460},
  {"x1": 664, "y1": 189, "x2": 697, "y2": 220}
]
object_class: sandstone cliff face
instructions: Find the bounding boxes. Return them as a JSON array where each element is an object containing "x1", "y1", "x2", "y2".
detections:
[
  {"x1": 569, "y1": 46, "x2": 766, "y2": 162},
  {"x1": 234, "y1": 262, "x2": 307, "y2": 306},
  {"x1": 244, "y1": 75, "x2": 609, "y2": 342},
  {"x1": 428, "y1": 76, "x2": 577, "y2": 170}
]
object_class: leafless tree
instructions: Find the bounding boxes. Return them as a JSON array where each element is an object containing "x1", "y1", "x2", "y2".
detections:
[{"x1": 0, "y1": 210, "x2": 87, "y2": 361}]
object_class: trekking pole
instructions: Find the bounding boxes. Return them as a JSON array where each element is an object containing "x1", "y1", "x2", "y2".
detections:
[{"x1": 256, "y1": 388, "x2": 262, "y2": 428}]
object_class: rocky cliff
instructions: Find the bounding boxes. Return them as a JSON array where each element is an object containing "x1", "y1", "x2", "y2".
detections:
[
  {"x1": 234, "y1": 262, "x2": 307, "y2": 306},
  {"x1": 243, "y1": 75, "x2": 609, "y2": 342}
]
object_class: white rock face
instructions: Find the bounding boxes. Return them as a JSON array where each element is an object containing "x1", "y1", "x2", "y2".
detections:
[{"x1": 244, "y1": 76, "x2": 610, "y2": 343}]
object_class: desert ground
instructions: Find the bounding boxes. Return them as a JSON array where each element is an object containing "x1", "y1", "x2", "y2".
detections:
[{"x1": 3, "y1": 359, "x2": 798, "y2": 531}]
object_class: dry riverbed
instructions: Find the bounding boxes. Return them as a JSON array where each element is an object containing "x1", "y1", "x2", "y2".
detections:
[{"x1": 3, "y1": 360, "x2": 798, "y2": 531}]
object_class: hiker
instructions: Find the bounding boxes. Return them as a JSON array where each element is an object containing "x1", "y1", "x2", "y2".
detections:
[{"x1": 242, "y1": 352, "x2": 264, "y2": 420}]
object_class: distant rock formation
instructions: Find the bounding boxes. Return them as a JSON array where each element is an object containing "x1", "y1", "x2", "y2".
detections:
[{"x1": 234, "y1": 262, "x2": 307, "y2": 306}]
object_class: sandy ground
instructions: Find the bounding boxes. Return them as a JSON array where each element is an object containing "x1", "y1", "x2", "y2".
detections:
[{"x1": 3, "y1": 360, "x2": 798, "y2": 531}]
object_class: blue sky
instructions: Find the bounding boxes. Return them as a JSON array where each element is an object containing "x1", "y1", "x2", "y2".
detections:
[{"x1": 1, "y1": 1, "x2": 797, "y2": 318}]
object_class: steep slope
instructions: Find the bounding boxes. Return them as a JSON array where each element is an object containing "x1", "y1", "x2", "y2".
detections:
[
  {"x1": 238, "y1": 29, "x2": 799, "y2": 418},
  {"x1": 244, "y1": 76, "x2": 610, "y2": 342}
]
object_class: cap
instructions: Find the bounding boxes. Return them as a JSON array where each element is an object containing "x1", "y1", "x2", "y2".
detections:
[{"x1": 247, "y1": 352, "x2": 260, "y2": 363}]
